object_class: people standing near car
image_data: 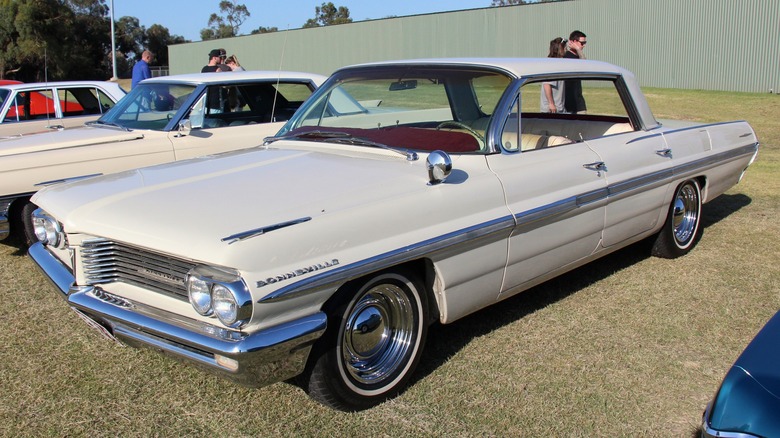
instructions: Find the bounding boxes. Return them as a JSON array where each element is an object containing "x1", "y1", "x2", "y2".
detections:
[
  {"x1": 202, "y1": 48, "x2": 226, "y2": 73},
  {"x1": 564, "y1": 30, "x2": 588, "y2": 114},
  {"x1": 131, "y1": 50, "x2": 153, "y2": 88},
  {"x1": 540, "y1": 37, "x2": 566, "y2": 113},
  {"x1": 225, "y1": 55, "x2": 245, "y2": 71}
]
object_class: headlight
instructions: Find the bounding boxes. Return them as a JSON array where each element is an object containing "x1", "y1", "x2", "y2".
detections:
[
  {"x1": 186, "y1": 266, "x2": 252, "y2": 328},
  {"x1": 32, "y1": 209, "x2": 64, "y2": 247},
  {"x1": 187, "y1": 276, "x2": 212, "y2": 316},
  {"x1": 212, "y1": 284, "x2": 239, "y2": 325}
]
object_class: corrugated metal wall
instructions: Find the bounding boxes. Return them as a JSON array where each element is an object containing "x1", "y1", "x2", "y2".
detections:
[{"x1": 169, "y1": 0, "x2": 780, "y2": 93}]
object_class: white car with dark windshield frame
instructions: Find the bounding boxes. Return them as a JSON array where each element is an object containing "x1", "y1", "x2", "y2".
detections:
[
  {"x1": 0, "y1": 71, "x2": 325, "y2": 244},
  {"x1": 29, "y1": 58, "x2": 758, "y2": 411}
]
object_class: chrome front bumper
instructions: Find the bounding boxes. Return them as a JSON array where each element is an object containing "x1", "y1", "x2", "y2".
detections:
[{"x1": 29, "y1": 242, "x2": 327, "y2": 388}]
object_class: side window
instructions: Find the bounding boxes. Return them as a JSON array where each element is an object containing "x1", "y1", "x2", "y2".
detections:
[
  {"x1": 472, "y1": 74, "x2": 511, "y2": 117},
  {"x1": 515, "y1": 77, "x2": 635, "y2": 152},
  {"x1": 25, "y1": 89, "x2": 57, "y2": 120},
  {"x1": 97, "y1": 89, "x2": 117, "y2": 112},
  {"x1": 60, "y1": 89, "x2": 91, "y2": 116}
]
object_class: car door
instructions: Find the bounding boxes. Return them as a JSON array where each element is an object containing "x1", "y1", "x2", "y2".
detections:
[
  {"x1": 575, "y1": 78, "x2": 676, "y2": 248},
  {"x1": 488, "y1": 95, "x2": 607, "y2": 298}
]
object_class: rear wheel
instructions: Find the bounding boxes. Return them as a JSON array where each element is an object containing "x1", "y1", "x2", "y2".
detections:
[
  {"x1": 305, "y1": 268, "x2": 428, "y2": 411},
  {"x1": 652, "y1": 179, "x2": 702, "y2": 258}
]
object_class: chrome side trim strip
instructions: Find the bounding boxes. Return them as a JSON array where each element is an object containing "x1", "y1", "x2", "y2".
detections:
[
  {"x1": 259, "y1": 215, "x2": 517, "y2": 303},
  {"x1": 626, "y1": 132, "x2": 663, "y2": 144},
  {"x1": 609, "y1": 168, "x2": 675, "y2": 197},
  {"x1": 660, "y1": 120, "x2": 751, "y2": 136},
  {"x1": 261, "y1": 142, "x2": 759, "y2": 303}
]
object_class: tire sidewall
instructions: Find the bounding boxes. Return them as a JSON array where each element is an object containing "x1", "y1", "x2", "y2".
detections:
[
  {"x1": 334, "y1": 271, "x2": 426, "y2": 399},
  {"x1": 308, "y1": 268, "x2": 428, "y2": 410}
]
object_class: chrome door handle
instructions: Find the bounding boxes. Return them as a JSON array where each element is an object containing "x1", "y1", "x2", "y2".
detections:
[
  {"x1": 655, "y1": 148, "x2": 672, "y2": 158},
  {"x1": 582, "y1": 161, "x2": 606, "y2": 171}
]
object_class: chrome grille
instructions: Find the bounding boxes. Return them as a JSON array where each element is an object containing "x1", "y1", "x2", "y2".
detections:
[{"x1": 80, "y1": 239, "x2": 196, "y2": 300}]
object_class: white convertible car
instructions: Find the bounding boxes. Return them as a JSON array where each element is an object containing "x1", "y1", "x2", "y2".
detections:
[
  {"x1": 0, "y1": 71, "x2": 325, "y2": 243},
  {"x1": 29, "y1": 59, "x2": 758, "y2": 411}
]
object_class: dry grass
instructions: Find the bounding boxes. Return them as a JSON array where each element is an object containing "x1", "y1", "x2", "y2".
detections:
[{"x1": 1, "y1": 88, "x2": 778, "y2": 436}]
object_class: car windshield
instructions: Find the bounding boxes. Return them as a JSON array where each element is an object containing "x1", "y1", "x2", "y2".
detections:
[
  {"x1": 97, "y1": 83, "x2": 196, "y2": 130},
  {"x1": 0, "y1": 88, "x2": 8, "y2": 106},
  {"x1": 277, "y1": 66, "x2": 512, "y2": 154}
]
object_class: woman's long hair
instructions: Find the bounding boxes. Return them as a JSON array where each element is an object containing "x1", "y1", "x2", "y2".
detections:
[{"x1": 547, "y1": 37, "x2": 565, "y2": 58}]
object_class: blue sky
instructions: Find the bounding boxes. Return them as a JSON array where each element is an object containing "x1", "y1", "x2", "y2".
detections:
[{"x1": 112, "y1": 1, "x2": 494, "y2": 42}]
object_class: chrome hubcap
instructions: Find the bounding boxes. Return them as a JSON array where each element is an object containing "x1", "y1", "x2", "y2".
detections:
[
  {"x1": 672, "y1": 183, "x2": 699, "y2": 246},
  {"x1": 342, "y1": 283, "x2": 415, "y2": 385}
]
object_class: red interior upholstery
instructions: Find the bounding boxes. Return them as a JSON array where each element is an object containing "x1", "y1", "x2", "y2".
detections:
[{"x1": 290, "y1": 125, "x2": 480, "y2": 153}]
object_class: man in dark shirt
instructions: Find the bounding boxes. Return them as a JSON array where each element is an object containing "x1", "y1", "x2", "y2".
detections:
[
  {"x1": 564, "y1": 30, "x2": 587, "y2": 114},
  {"x1": 202, "y1": 48, "x2": 226, "y2": 73}
]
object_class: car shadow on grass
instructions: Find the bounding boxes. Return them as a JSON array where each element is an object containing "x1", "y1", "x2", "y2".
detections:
[
  {"x1": 412, "y1": 192, "x2": 752, "y2": 385},
  {"x1": 0, "y1": 232, "x2": 28, "y2": 256}
]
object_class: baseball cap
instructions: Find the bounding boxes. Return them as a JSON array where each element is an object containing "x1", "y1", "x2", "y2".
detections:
[{"x1": 208, "y1": 49, "x2": 226, "y2": 58}]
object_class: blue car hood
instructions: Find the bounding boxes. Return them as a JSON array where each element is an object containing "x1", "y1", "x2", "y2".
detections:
[{"x1": 705, "y1": 311, "x2": 780, "y2": 437}]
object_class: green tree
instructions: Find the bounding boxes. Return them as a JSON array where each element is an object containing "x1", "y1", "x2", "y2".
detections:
[
  {"x1": 146, "y1": 24, "x2": 185, "y2": 67},
  {"x1": 303, "y1": 2, "x2": 352, "y2": 28},
  {"x1": 8, "y1": 0, "x2": 112, "y2": 81},
  {"x1": 201, "y1": 1, "x2": 250, "y2": 40},
  {"x1": 115, "y1": 16, "x2": 146, "y2": 60},
  {"x1": 251, "y1": 26, "x2": 278, "y2": 34}
]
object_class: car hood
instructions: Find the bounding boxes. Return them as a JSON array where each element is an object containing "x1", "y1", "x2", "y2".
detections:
[
  {"x1": 706, "y1": 311, "x2": 780, "y2": 436},
  {"x1": 33, "y1": 142, "x2": 452, "y2": 264},
  {"x1": 0, "y1": 125, "x2": 143, "y2": 157}
]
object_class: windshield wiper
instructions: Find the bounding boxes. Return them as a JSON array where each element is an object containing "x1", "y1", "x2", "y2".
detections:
[
  {"x1": 265, "y1": 130, "x2": 418, "y2": 160},
  {"x1": 87, "y1": 120, "x2": 131, "y2": 131}
]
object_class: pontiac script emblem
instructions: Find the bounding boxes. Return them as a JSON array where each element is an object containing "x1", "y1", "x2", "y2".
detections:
[
  {"x1": 256, "y1": 259, "x2": 339, "y2": 288},
  {"x1": 139, "y1": 268, "x2": 184, "y2": 286}
]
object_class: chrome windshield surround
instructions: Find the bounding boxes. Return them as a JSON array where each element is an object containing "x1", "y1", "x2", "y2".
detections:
[{"x1": 222, "y1": 217, "x2": 312, "y2": 244}]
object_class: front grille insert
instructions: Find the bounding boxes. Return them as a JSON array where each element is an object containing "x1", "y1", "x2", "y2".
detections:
[{"x1": 81, "y1": 239, "x2": 196, "y2": 301}]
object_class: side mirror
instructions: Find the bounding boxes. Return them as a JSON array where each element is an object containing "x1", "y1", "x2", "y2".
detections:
[
  {"x1": 426, "y1": 150, "x2": 452, "y2": 185},
  {"x1": 174, "y1": 119, "x2": 192, "y2": 138}
]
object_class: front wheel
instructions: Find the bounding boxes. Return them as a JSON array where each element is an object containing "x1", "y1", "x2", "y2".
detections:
[
  {"x1": 304, "y1": 268, "x2": 428, "y2": 411},
  {"x1": 651, "y1": 179, "x2": 702, "y2": 258}
]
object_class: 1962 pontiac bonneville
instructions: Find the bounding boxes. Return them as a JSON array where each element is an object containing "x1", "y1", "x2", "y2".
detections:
[
  {"x1": 0, "y1": 71, "x2": 325, "y2": 243},
  {"x1": 28, "y1": 58, "x2": 758, "y2": 411}
]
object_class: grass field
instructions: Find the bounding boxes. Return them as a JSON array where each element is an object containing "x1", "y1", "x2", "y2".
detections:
[{"x1": 1, "y1": 87, "x2": 778, "y2": 436}]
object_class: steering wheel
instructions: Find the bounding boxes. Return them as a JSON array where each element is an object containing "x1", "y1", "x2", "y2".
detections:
[{"x1": 436, "y1": 120, "x2": 485, "y2": 145}]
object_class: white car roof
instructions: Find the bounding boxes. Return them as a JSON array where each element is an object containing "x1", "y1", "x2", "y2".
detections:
[
  {"x1": 340, "y1": 57, "x2": 632, "y2": 79},
  {"x1": 0, "y1": 81, "x2": 126, "y2": 92},
  {"x1": 141, "y1": 71, "x2": 328, "y2": 86}
]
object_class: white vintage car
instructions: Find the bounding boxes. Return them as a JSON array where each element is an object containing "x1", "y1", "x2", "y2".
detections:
[
  {"x1": 29, "y1": 59, "x2": 758, "y2": 411},
  {"x1": 0, "y1": 71, "x2": 325, "y2": 242},
  {"x1": 0, "y1": 80, "x2": 126, "y2": 137}
]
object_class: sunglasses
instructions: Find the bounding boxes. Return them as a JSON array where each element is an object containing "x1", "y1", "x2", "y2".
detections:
[{"x1": 578, "y1": 40, "x2": 587, "y2": 45}]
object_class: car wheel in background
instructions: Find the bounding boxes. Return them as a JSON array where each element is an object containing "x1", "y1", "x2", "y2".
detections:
[{"x1": 652, "y1": 179, "x2": 702, "y2": 258}]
